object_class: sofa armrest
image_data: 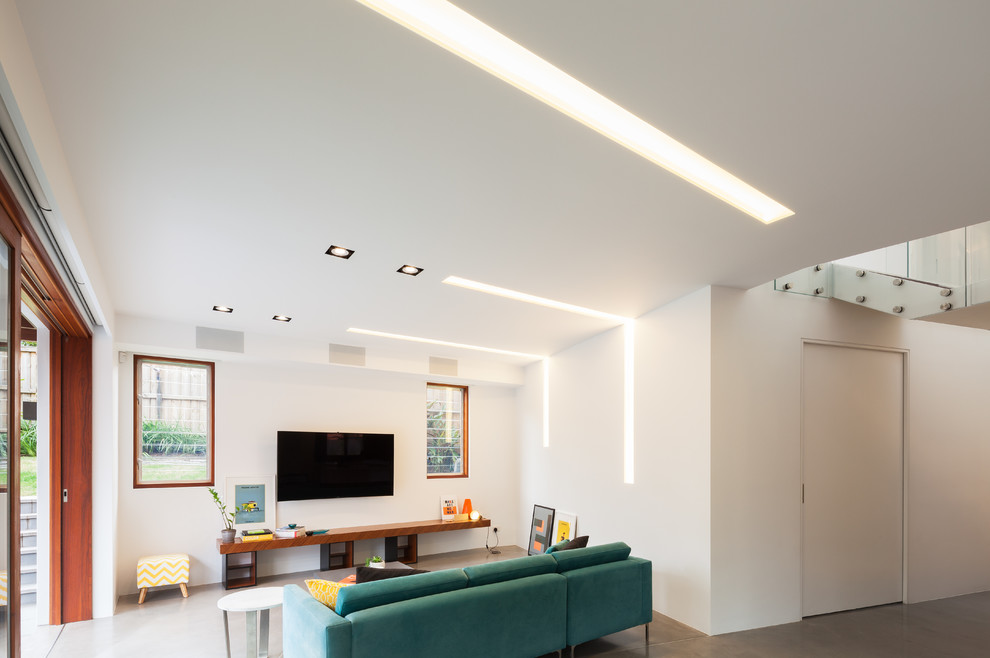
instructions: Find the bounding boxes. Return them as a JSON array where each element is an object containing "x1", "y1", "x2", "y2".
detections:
[
  {"x1": 562, "y1": 557, "x2": 652, "y2": 647},
  {"x1": 283, "y1": 584, "x2": 351, "y2": 658}
]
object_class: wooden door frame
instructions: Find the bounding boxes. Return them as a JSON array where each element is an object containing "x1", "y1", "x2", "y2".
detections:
[{"x1": 0, "y1": 171, "x2": 93, "y2": 630}]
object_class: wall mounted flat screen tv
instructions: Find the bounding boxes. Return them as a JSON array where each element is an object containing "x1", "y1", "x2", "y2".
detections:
[{"x1": 277, "y1": 431, "x2": 394, "y2": 501}]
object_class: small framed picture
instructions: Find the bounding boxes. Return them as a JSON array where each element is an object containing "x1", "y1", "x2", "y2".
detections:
[
  {"x1": 226, "y1": 475, "x2": 276, "y2": 531},
  {"x1": 553, "y1": 511, "x2": 577, "y2": 543},
  {"x1": 528, "y1": 504, "x2": 555, "y2": 555},
  {"x1": 440, "y1": 496, "x2": 458, "y2": 522}
]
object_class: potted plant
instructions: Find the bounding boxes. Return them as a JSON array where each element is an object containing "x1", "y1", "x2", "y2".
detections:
[
  {"x1": 365, "y1": 555, "x2": 385, "y2": 569},
  {"x1": 209, "y1": 487, "x2": 244, "y2": 543}
]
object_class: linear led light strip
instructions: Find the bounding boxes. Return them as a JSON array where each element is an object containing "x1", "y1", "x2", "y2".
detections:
[
  {"x1": 353, "y1": 322, "x2": 555, "y2": 451},
  {"x1": 348, "y1": 327, "x2": 544, "y2": 360},
  {"x1": 354, "y1": 0, "x2": 793, "y2": 224},
  {"x1": 444, "y1": 275, "x2": 636, "y2": 484},
  {"x1": 444, "y1": 276, "x2": 629, "y2": 323}
]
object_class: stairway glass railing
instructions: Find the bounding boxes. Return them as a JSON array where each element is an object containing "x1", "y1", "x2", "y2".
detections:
[
  {"x1": 834, "y1": 226, "x2": 970, "y2": 288},
  {"x1": 965, "y1": 222, "x2": 990, "y2": 305},
  {"x1": 776, "y1": 220, "x2": 990, "y2": 318},
  {"x1": 834, "y1": 243, "x2": 908, "y2": 280}
]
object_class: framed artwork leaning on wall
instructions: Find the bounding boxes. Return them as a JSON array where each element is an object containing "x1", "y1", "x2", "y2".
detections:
[
  {"x1": 528, "y1": 504, "x2": 555, "y2": 555},
  {"x1": 553, "y1": 511, "x2": 577, "y2": 543}
]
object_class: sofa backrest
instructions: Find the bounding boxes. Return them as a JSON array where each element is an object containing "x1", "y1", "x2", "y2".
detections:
[
  {"x1": 550, "y1": 541, "x2": 632, "y2": 573},
  {"x1": 336, "y1": 569, "x2": 467, "y2": 617},
  {"x1": 462, "y1": 554, "x2": 557, "y2": 587},
  {"x1": 347, "y1": 573, "x2": 567, "y2": 658}
]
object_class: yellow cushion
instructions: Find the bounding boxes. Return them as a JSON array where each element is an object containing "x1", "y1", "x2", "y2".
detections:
[
  {"x1": 137, "y1": 553, "x2": 190, "y2": 588},
  {"x1": 305, "y1": 579, "x2": 351, "y2": 610}
]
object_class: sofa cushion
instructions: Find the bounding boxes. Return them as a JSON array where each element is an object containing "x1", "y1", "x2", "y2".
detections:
[
  {"x1": 551, "y1": 542, "x2": 631, "y2": 573},
  {"x1": 548, "y1": 536, "x2": 589, "y2": 554},
  {"x1": 355, "y1": 567, "x2": 430, "y2": 583},
  {"x1": 463, "y1": 554, "x2": 557, "y2": 587},
  {"x1": 336, "y1": 568, "x2": 468, "y2": 617},
  {"x1": 304, "y1": 578, "x2": 351, "y2": 609},
  {"x1": 560, "y1": 535, "x2": 589, "y2": 550}
]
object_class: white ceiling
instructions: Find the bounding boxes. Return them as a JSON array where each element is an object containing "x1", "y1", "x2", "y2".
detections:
[{"x1": 12, "y1": 0, "x2": 990, "y2": 362}]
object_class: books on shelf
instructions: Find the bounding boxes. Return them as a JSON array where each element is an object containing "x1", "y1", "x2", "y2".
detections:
[
  {"x1": 275, "y1": 526, "x2": 306, "y2": 539},
  {"x1": 240, "y1": 528, "x2": 273, "y2": 542}
]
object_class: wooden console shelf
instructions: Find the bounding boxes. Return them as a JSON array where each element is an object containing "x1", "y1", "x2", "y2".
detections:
[{"x1": 217, "y1": 518, "x2": 491, "y2": 589}]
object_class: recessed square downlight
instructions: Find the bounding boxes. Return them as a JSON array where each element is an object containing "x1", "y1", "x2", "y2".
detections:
[
  {"x1": 397, "y1": 265, "x2": 424, "y2": 276},
  {"x1": 326, "y1": 245, "x2": 355, "y2": 259},
  {"x1": 212, "y1": 305, "x2": 234, "y2": 313},
  {"x1": 272, "y1": 315, "x2": 292, "y2": 322}
]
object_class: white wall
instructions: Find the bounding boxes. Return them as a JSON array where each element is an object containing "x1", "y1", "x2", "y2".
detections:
[
  {"x1": 517, "y1": 281, "x2": 990, "y2": 636},
  {"x1": 92, "y1": 327, "x2": 118, "y2": 617},
  {"x1": 116, "y1": 314, "x2": 525, "y2": 387},
  {"x1": 115, "y1": 346, "x2": 520, "y2": 595},
  {"x1": 516, "y1": 287, "x2": 714, "y2": 633},
  {"x1": 899, "y1": 318, "x2": 990, "y2": 602},
  {"x1": 709, "y1": 283, "x2": 990, "y2": 633}
]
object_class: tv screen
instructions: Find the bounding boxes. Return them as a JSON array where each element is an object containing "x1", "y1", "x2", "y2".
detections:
[{"x1": 277, "y1": 431, "x2": 394, "y2": 502}]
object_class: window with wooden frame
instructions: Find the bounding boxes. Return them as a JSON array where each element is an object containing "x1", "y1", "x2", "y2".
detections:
[
  {"x1": 133, "y1": 355, "x2": 215, "y2": 488},
  {"x1": 426, "y1": 383, "x2": 468, "y2": 478}
]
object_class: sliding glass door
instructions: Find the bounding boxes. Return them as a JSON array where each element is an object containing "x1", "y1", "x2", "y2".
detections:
[
  {"x1": 0, "y1": 229, "x2": 13, "y2": 658},
  {"x1": 0, "y1": 185, "x2": 23, "y2": 656}
]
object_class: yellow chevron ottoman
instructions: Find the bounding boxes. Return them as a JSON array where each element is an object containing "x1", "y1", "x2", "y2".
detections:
[{"x1": 137, "y1": 553, "x2": 189, "y2": 604}]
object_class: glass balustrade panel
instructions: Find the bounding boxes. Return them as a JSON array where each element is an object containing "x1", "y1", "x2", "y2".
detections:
[
  {"x1": 965, "y1": 221, "x2": 990, "y2": 305},
  {"x1": 907, "y1": 227, "x2": 965, "y2": 287},
  {"x1": 834, "y1": 243, "x2": 908, "y2": 278}
]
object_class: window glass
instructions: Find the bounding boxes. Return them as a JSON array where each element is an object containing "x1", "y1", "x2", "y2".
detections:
[
  {"x1": 426, "y1": 383, "x2": 468, "y2": 478},
  {"x1": 134, "y1": 355, "x2": 214, "y2": 487}
]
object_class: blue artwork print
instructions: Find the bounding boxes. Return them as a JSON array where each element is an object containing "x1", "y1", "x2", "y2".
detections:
[{"x1": 234, "y1": 484, "x2": 266, "y2": 524}]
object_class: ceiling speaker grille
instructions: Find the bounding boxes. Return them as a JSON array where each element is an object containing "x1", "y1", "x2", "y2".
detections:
[
  {"x1": 195, "y1": 326, "x2": 245, "y2": 353},
  {"x1": 429, "y1": 356, "x2": 458, "y2": 376},
  {"x1": 330, "y1": 343, "x2": 366, "y2": 367}
]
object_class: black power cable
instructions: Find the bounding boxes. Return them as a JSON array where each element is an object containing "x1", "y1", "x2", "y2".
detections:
[{"x1": 485, "y1": 526, "x2": 500, "y2": 554}]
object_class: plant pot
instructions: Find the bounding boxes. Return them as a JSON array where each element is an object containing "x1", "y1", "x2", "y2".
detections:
[
  {"x1": 369, "y1": 561, "x2": 384, "y2": 569},
  {"x1": 221, "y1": 528, "x2": 236, "y2": 543}
]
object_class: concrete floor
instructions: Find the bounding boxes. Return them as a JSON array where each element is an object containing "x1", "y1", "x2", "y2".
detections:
[
  {"x1": 19, "y1": 547, "x2": 990, "y2": 657},
  {"x1": 537, "y1": 591, "x2": 990, "y2": 657}
]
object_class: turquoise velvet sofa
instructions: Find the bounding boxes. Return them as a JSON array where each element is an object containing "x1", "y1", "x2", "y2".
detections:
[
  {"x1": 282, "y1": 542, "x2": 651, "y2": 658},
  {"x1": 552, "y1": 543, "x2": 653, "y2": 651}
]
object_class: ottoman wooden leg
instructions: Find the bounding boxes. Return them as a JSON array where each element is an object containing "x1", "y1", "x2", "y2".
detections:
[
  {"x1": 138, "y1": 588, "x2": 147, "y2": 604},
  {"x1": 180, "y1": 583, "x2": 188, "y2": 597}
]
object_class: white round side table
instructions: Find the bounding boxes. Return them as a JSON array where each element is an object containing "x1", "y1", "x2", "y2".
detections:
[{"x1": 217, "y1": 587, "x2": 283, "y2": 658}]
